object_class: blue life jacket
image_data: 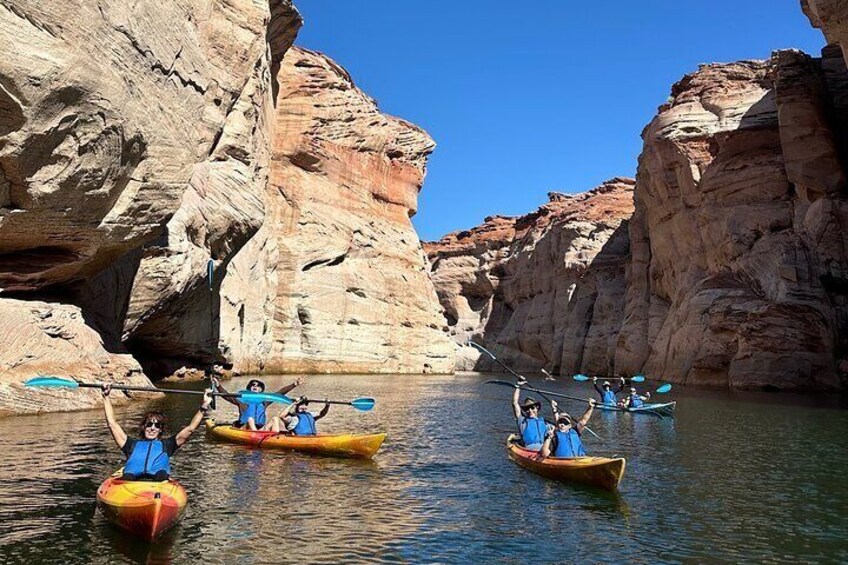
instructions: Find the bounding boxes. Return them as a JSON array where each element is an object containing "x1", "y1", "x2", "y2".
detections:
[
  {"x1": 293, "y1": 412, "x2": 317, "y2": 436},
  {"x1": 124, "y1": 440, "x2": 170, "y2": 476},
  {"x1": 520, "y1": 416, "x2": 547, "y2": 448},
  {"x1": 239, "y1": 401, "x2": 267, "y2": 426},
  {"x1": 629, "y1": 394, "x2": 644, "y2": 408},
  {"x1": 553, "y1": 429, "x2": 586, "y2": 458},
  {"x1": 602, "y1": 389, "x2": 617, "y2": 405}
]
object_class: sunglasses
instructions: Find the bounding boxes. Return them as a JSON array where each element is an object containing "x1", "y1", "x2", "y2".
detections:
[{"x1": 144, "y1": 421, "x2": 163, "y2": 430}]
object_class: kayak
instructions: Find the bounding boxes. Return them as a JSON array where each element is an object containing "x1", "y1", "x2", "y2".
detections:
[
  {"x1": 596, "y1": 401, "x2": 676, "y2": 418},
  {"x1": 205, "y1": 419, "x2": 386, "y2": 459},
  {"x1": 96, "y1": 470, "x2": 187, "y2": 541},
  {"x1": 506, "y1": 435, "x2": 625, "y2": 491}
]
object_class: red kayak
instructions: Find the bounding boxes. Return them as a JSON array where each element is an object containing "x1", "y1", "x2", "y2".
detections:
[{"x1": 96, "y1": 471, "x2": 187, "y2": 541}]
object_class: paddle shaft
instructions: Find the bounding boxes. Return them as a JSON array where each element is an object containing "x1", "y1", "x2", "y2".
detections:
[{"x1": 75, "y1": 382, "x2": 243, "y2": 399}]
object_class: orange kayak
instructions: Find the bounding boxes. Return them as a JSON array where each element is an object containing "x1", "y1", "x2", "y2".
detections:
[
  {"x1": 205, "y1": 418, "x2": 385, "y2": 459},
  {"x1": 507, "y1": 435, "x2": 625, "y2": 491},
  {"x1": 96, "y1": 470, "x2": 187, "y2": 541}
]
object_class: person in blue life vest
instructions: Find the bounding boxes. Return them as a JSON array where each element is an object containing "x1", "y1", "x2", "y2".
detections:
[
  {"x1": 101, "y1": 384, "x2": 212, "y2": 481},
  {"x1": 274, "y1": 396, "x2": 330, "y2": 435},
  {"x1": 541, "y1": 399, "x2": 596, "y2": 459},
  {"x1": 592, "y1": 376, "x2": 625, "y2": 406},
  {"x1": 623, "y1": 386, "x2": 651, "y2": 408},
  {"x1": 511, "y1": 378, "x2": 550, "y2": 450},
  {"x1": 212, "y1": 376, "x2": 304, "y2": 430}
]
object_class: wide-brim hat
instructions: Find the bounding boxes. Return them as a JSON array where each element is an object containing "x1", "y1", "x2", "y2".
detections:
[{"x1": 521, "y1": 398, "x2": 541, "y2": 410}]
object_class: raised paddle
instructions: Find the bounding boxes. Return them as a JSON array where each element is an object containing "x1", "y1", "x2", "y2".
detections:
[
  {"x1": 655, "y1": 383, "x2": 672, "y2": 394},
  {"x1": 300, "y1": 397, "x2": 376, "y2": 412},
  {"x1": 572, "y1": 374, "x2": 645, "y2": 383},
  {"x1": 24, "y1": 376, "x2": 294, "y2": 405}
]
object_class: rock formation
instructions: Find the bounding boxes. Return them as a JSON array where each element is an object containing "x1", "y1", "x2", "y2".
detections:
[
  {"x1": 616, "y1": 49, "x2": 848, "y2": 390},
  {"x1": 260, "y1": 48, "x2": 455, "y2": 374},
  {"x1": 0, "y1": 0, "x2": 453, "y2": 415},
  {"x1": 425, "y1": 179, "x2": 635, "y2": 373},
  {"x1": 803, "y1": 0, "x2": 848, "y2": 62},
  {"x1": 428, "y1": 43, "x2": 848, "y2": 390}
]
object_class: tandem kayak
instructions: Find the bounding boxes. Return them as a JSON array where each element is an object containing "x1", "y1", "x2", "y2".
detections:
[
  {"x1": 205, "y1": 419, "x2": 386, "y2": 459},
  {"x1": 596, "y1": 401, "x2": 676, "y2": 418},
  {"x1": 96, "y1": 470, "x2": 187, "y2": 541},
  {"x1": 506, "y1": 435, "x2": 625, "y2": 491}
]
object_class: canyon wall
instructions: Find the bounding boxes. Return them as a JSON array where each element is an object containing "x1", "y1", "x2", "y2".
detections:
[
  {"x1": 428, "y1": 43, "x2": 848, "y2": 390},
  {"x1": 0, "y1": 1, "x2": 453, "y2": 415},
  {"x1": 261, "y1": 48, "x2": 454, "y2": 374},
  {"x1": 425, "y1": 179, "x2": 635, "y2": 373}
]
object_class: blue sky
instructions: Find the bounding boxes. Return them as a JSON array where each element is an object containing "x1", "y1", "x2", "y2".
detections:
[{"x1": 295, "y1": 1, "x2": 826, "y2": 241}]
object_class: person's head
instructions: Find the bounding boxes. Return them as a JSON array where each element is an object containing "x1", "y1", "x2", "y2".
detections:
[
  {"x1": 246, "y1": 379, "x2": 266, "y2": 393},
  {"x1": 296, "y1": 400, "x2": 310, "y2": 412},
  {"x1": 602, "y1": 380, "x2": 611, "y2": 390},
  {"x1": 556, "y1": 415, "x2": 573, "y2": 432},
  {"x1": 139, "y1": 411, "x2": 167, "y2": 439},
  {"x1": 521, "y1": 398, "x2": 541, "y2": 417},
  {"x1": 630, "y1": 387, "x2": 637, "y2": 395}
]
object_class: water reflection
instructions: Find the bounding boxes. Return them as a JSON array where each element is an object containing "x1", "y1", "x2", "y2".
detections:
[{"x1": 0, "y1": 374, "x2": 846, "y2": 563}]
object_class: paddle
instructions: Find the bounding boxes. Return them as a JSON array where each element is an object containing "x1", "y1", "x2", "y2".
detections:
[
  {"x1": 24, "y1": 376, "x2": 294, "y2": 405},
  {"x1": 468, "y1": 342, "x2": 606, "y2": 440},
  {"x1": 655, "y1": 383, "x2": 672, "y2": 394},
  {"x1": 572, "y1": 374, "x2": 645, "y2": 383},
  {"x1": 207, "y1": 257, "x2": 217, "y2": 411},
  {"x1": 301, "y1": 397, "x2": 376, "y2": 412}
]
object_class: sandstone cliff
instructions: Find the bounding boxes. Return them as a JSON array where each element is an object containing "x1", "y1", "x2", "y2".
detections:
[
  {"x1": 428, "y1": 44, "x2": 848, "y2": 390},
  {"x1": 0, "y1": 1, "x2": 453, "y2": 416},
  {"x1": 259, "y1": 48, "x2": 454, "y2": 374},
  {"x1": 425, "y1": 179, "x2": 635, "y2": 373}
]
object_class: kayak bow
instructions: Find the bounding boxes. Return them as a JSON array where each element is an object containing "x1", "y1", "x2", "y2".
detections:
[
  {"x1": 506, "y1": 435, "x2": 625, "y2": 491},
  {"x1": 96, "y1": 470, "x2": 187, "y2": 541},
  {"x1": 204, "y1": 419, "x2": 385, "y2": 459}
]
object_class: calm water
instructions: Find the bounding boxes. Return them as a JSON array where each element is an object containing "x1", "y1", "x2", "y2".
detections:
[{"x1": 0, "y1": 373, "x2": 846, "y2": 564}]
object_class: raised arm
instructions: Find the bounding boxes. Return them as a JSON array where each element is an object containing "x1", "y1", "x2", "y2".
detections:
[
  {"x1": 575, "y1": 399, "x2": 596, "y2": 432},
  {"x1": 592, "y1": 377, "x2": 603, "y2": 395},
  {"x1": 275, "y1": 377, "x2": 304, "y2": 397},
  {"x1": 101, "y1": 385, "x2": 128, "y2": 448},
  {"x1": 314, "y1": 400, "x2": 330, "y2": 421},
  {"x1": 211, "y1": 377, "x2": 240, "y2": 407},
  {"x1": 175, "y1": 390, "x2": 213, "y2": 447},
  {"x1": 615, "y1": 377, "x2": 625, "y2": 393},
  {"x1": 512, "y1": 384, "x2": 522, "y2": 420},
  {"x1": 541, "y1": 429, "x2": 555, "y2": 458}
]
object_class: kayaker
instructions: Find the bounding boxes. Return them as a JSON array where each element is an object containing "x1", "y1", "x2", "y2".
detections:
[
  {"x1": 623, "y1": 387, "x2": 651, "y2": 408},
  {"x1": 541, "y1": 399, "x2": 596, "y2": 458},
  {"x1": 212, "y1": 376, "x2": 304, "y2": 430},
  {"x1": 512, "y1": 378, "x2": 550, "y2": 450},
  {"x1": 101, "y1": 384, "x2": 212, "y2": 481},
  {"x1": 268, "y1": 396, "x2": 330, "y2": 435},
  {"x1": 592, "y1": 376, "x2": 625, "y2": 406}
]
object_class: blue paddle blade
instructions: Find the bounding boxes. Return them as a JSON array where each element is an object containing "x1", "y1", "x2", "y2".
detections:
[
  {"x1": 24, "y1": 376, "x2": 80, "y2": 388},
  {"x1": 350, "y1": 397, "x2": 375, "y2": 411},
  {"x1": 236, "y1": 391, "x2": 294, "y2": 404},
  {"x1": 573, "y1": 374, "x2": 590, "y2": 382},
  {"x1": 656, "y1": 383, "x2": 672, "y2": 394},
  {"x1": 631, "y1": 375, "x2": 646, "y2": 383}
]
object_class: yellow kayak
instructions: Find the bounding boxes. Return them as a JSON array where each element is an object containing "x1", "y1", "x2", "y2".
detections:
[
  {"x1": 507, "y1": 435, "x2": 625, "y2": 491},
  {"x1": 205, "y1": 419, "x2": 385, "y2": 459},
  {"x1": 96, "y1": 470, "x2": 187, "y2": 541}
]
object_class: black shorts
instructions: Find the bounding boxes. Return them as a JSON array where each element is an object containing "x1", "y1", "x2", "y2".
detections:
[{"x1": 122, "y1": 470, "x2": 169, "y2": 482}]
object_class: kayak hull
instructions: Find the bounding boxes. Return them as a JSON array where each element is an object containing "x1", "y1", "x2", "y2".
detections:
[
  {"x1": 205, "y1": 419, "x2": 385, "y2": 459},
  {"x1": 597, "y1": 401, "x2": 676, "y2": 417},
  {"x1": 507, "y1": 435, "x2": 625, "y2": 491},
  {"x1": 96, "y1": 472, "x2": 187, "y2": 541}
]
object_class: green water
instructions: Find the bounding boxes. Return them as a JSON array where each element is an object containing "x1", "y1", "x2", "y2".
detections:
[{"x1": 0, "y1": 374, "x2": 846, "y2": 564}]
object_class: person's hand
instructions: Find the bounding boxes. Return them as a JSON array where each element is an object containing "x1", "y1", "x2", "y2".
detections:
[
  {"x1": 516, "y1": 376, "x2": 527, "y2": 386},
  {"x1": 588, "y1": 398, "x2": 596, "y2": 407},
  {"x1": 210, "y1": 377, "x2": 220, "y2": 388},
  {"x1": 101, "y1": 384, "x2": 111, "y2": 397},
  {"x1": 645, "y1": 392, "x2": 651, "y2": 399},
  {"x1": 296, "y1": 395, "x2": 307, "y2": 405},
  {"x1": 620, "y1": 377, "x2": 625, "y2": 384},
  {"x1": 544, "y1": 429, "x2": 554, "y2": 440},
  {"x1": 550, "y1": 400, "x2": 558, "y2": 411},
  {"x1": 323, "y1": 398, "x2": 330, "y2": 407},
  {"x1": 592, "y1": 376, "x2": 597, "y2": 383},
  {"x1": 201, "y1": 388, "x2": 213, "y2": 410}
]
